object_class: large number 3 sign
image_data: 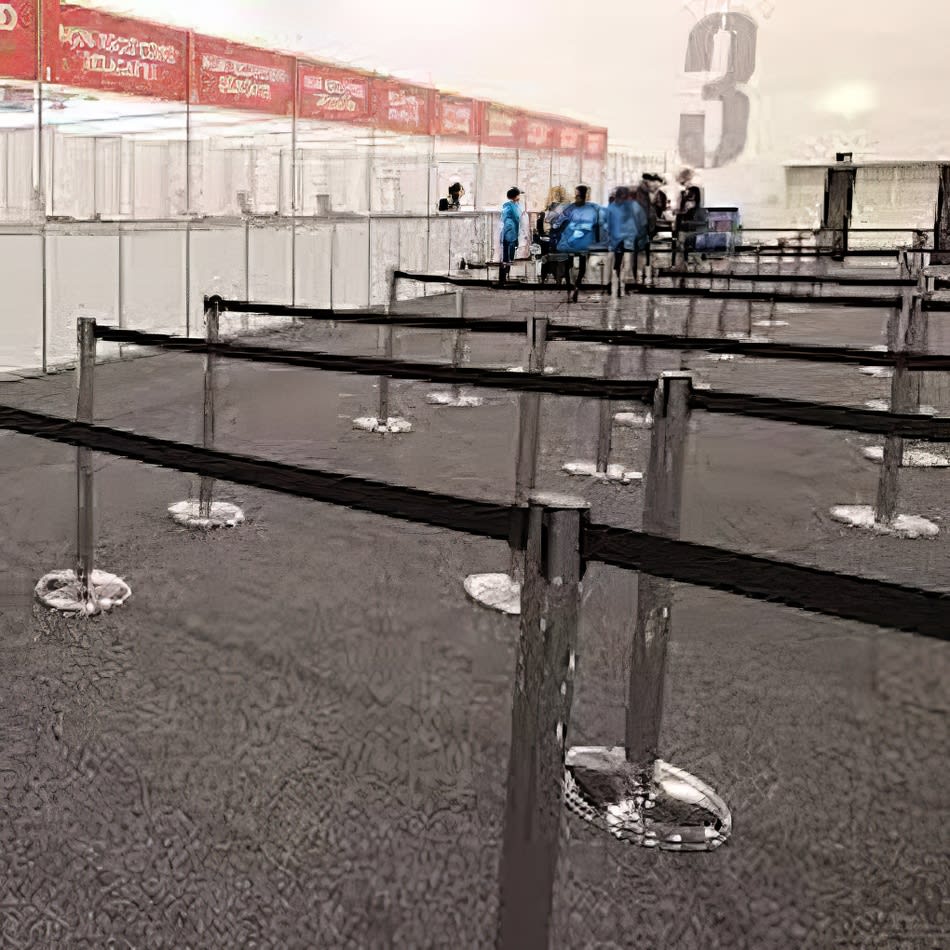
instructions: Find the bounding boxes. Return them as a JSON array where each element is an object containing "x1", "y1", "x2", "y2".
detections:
[{"x1": 678, "y1": 13, "x2": 757, "y2": 168}]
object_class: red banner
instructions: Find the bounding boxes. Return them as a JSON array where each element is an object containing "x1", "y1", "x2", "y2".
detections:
[
  {"x1": 584, "y1": 128, "x2": 607, "y2": 159},
  {"x1": 522, "y1": 115, "x2": 555, "y2": 150},
  {"x1": 435, "y1": 94, "x2": 477, "y2": 138},
  {"x1": 51, "y1": 5, "x2": 187, "y2": 100},
  {"x1": 557, "y1": 124, "x2": 583, "y2": 152},
  {"x1": 372, "y1": 78, "x2": 432, "y2": 135},
  {"x1": 482, "y1": 102, "x2": 524, "y2": 148},
  {"x1": 191, "y1": 34, "x2": 294, "y2": 115},
  {"x1": 0, "y1": 0, "x2": 38, "y2": 81},
  {"x1": 297, "y1": 61, "x2": 371, "y2": 122}
]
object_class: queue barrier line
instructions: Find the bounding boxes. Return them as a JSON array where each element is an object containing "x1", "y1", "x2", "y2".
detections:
[
  {"x1": 3, "y1": 403, "x2": 948, "y2": 642},
  {"x1": 94, "y1": 328, "x2": 950, "y2": 441}
]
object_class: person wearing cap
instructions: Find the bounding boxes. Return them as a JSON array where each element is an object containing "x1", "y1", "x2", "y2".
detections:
[{"x1": 499, "y1": 187, "x2": 522, "y2": 284}]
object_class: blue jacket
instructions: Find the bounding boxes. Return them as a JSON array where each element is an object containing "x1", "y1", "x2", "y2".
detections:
[
  {"x1": 607, "y1": 199, "x2": 649, "y2": 252},
  {"x1": 501, "y1": 200, "x2": 522, "y2": 243},
  {"x1": 553, "y1": 201, "x2": 604, "y2": 253}
]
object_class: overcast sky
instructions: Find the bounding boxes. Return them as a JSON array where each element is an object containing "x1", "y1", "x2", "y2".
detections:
[{"x1": 72, "y1": 0, "x2": 950, "y2": 156}]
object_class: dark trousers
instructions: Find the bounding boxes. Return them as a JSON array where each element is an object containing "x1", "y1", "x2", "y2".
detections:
[
  {"x1": 500, "y1": 238, "x2": 517, "y2": 282},
  {"x1": 573, "y1": 254, "x2": 588, "y2": 289}
]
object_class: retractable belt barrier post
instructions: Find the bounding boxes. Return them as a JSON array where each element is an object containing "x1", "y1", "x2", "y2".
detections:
[
  {"x1": 497, "y1": 491, "x2": 588, "y2": 950},
  {"x1": 563, "y1": 301, "x2": 642, "y2": 483},
  {"x1": 426, "y1": 289, "x2": 485, "y2": 409},
  {"x1": 563, "y1": 372, "x2": 732, "y2": 852},
  {"x1": 353, "y1": 310, "x2": 412, "y2": 434},
  {"x1": 832, "y1": 289, "x2": 940, "y2": 538},
  {"x1": 167, "y1": 298, "x2": 245, "y2": 529},
  {"x1": 464, "y1": 317, "x2": 548, "y2": 615},
  {"x1": 34, "y1": 318, "x2": 132, "y2": 614}
]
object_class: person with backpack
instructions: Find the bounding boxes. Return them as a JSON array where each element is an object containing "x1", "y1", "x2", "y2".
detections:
[
  {"x1": 437, "y1": 182, "x2": 464, "y2": 212},
  {"x1": 606, "y1": 186, "x2": 648, "y2": 296},
  {"x1": 550, "y1": 184, "x2": 605, "y2": 302},
  {"x1": 499, "y1": 187, "x2": 522, "y2": 284}
]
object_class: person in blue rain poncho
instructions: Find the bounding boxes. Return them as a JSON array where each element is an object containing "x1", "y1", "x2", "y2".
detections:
[
  {"x1": 606, "y1": 185, "x2": 649, "y2": 296},
  {"x1": 499, "y1": 187, "x2": 522, "y2": 285},
  {"x1": 550, "y1": 185, "x2": 605, "y2": 301}
]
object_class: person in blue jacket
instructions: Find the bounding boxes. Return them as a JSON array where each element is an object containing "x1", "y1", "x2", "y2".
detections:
[
  {"x1": 606, "y1": 185, "x2": 648, "y2": 295},
  {"x1": 551, "y1": 185, "x2": 605, "y2": 301},
  {"x1": 499, "y1": 187, "x2": 522, "y2": 284}
]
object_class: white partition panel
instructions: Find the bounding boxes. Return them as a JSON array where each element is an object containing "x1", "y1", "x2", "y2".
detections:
[
  {"x1": 331, "y1": 220, "x2": 370, "y2": 310},
  {"x1": 120, "y1": 226, "x2": 187, "y2": 335},
  {"x1": 294, "y1": 221, "x2": 333, "y2": 309},
  {"x1": 397, "y1": 217, "x2": 428, "y2": 300},
  {"x1": 427, "y1": 215, "x2": 451, "y2": 275},
  {"x1": 188, "y1": 224, "x2": 246, "y2": 335},
  {"x1": 0, "y1": 233, "x2": 43, "y2": 372},
  {"x1": 249, "y1": 222, "x2": 293, "y2": 303},
  {"x1": 369, "y1": 217, "x2": 401, "y2": 307},
  {"x1": 46, "y1": 228, "x2": 120, "y2": 366}
]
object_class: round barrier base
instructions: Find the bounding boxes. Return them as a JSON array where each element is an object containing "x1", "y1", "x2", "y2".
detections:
[
  {"x1": 830, "y1": 505, "x2": 939, "y2": 539},
  {"x1": 35, "y1": 569, "x2": 132, "y2": 615},
  {"x1": 506, "y1": 366, "x2": 558, "y2": 375},
  {"x1": 168, "y1": 500, "x2": 245, "y2": 530},
  {"x1": 463, "y1": 572, "x2": 521, "y2": 615},
  {"x1": 426, "y1": 391, "x2": 485, "y2": 408},
  {"x1": 859, "y1": 366, "x2": 893, "y2": 378},
  {"x1": 753, "y1": 320, "x2": 789, "y2": 328},
  {"x1": 563, "y1": 746, "x2": 731, "y2": 852},
  {"x1": 862, "y1": 445, "x2": 950, "y2": 468},
  {"x1": 352, "y1": 416, "x2": 413, "y2": 434},
  {"x1": 614, "y1": 411, "x2": 653, "y2": 429},
  {"x1": 561, "y1": 460, "x2": 643, "y2": 484}
]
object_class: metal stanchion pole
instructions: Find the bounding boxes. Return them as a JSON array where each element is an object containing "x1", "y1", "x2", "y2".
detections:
[
  {"x1": 377, "y1": 323, "x2": 393, "y2": 425},
  {"x1": 875, "y1": 290, "x2": 919, "y2": 524},
  {"x1": 625, "y1": 372, "x2": 692, "y2": 784},
  {"x1": 497, "y1": 491, "x2": 589, "y2": 950},
  {"x1": 198, "y1": 297, "x2": 219, "y2": 519},
  {"x1": 451, "y1": 289, "x2": 465, "y2": 401},
  {"x1": 464, "y1": 316, "x2": 548, "y2": 614},
  {"x1": 36, "y1": 317, "x2": 133, "y2": 613},
  {"x1": 76, "y1": 317, "x2": 97, "y2": 609},
  {"x1": 508, "y1": 316, "x2": 548, "y2": 582}
]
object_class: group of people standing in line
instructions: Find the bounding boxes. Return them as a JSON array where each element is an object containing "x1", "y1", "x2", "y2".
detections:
[{"x1": 498, "y1": 168, "x2": 703, "y2": 301}]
